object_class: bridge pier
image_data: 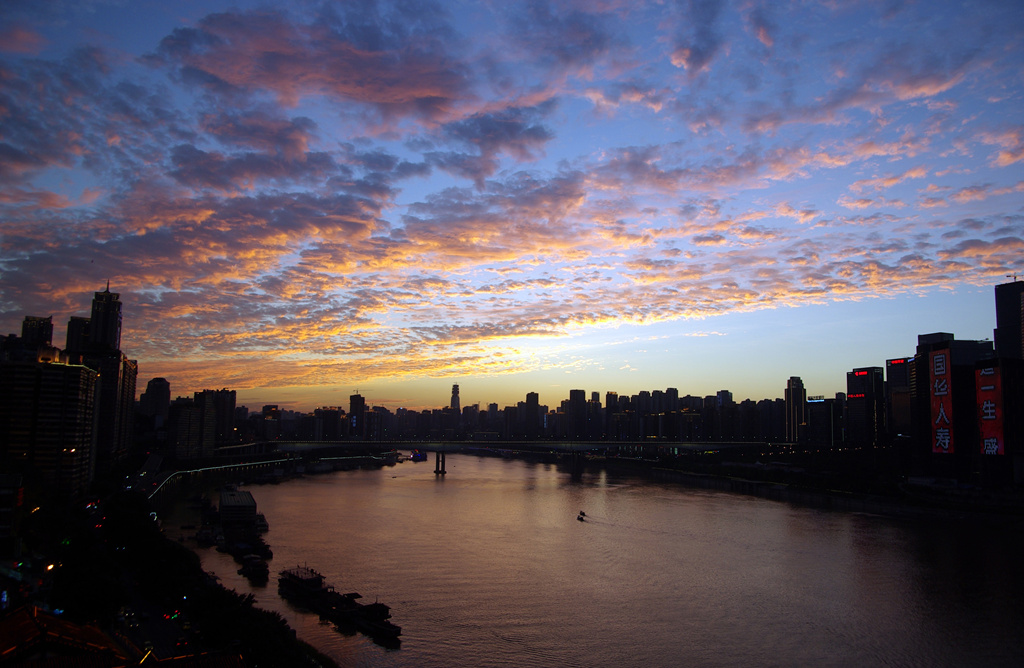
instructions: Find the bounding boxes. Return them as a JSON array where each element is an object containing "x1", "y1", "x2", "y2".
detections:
[
  {"x1": 434, "y1": 451, "x2": 446, "y2": 475},
  {"x1": 570, "y1": 450, "x2": 585, "y2": 478}
]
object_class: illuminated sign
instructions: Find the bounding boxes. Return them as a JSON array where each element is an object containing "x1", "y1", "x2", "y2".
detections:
[
  {"x1": 976, "y1": 366, "x2": 1004, "y2": 455},
  {"x1": 854, "y1": 370, "x2": 868, "y2": 376},
  {"x1": 930, "y1": 349, "x2": 953, "y2": 454},
  {"x1": 848, "y1": 393, "x2": 865, "y2": 399},
  {"x1": 889, "y1": 358, "x2": 906, "y2": 365}
]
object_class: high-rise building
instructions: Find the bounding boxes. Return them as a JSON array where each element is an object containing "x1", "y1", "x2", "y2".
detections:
[
  {"x1": 568, "y1": 389, "x2": 587, "y2": 440},
  {"x1": 0, "y1": 359, "x2": 98, "y2": 498},
  {"x1": 994, "y1": 280, "x2": 1024, "y2": 359},
  {"x1": 88, "y1": 284, "x2": 122, "y2": 352},
  {"x1": 450, "y1": 384, "x2": 461, "y2": 413},
  {"x1": 65, "y1": 316, "x2": 90, "y2": 354},
  {"x1": 21, "y1": 316, "x2": 53, "y2": 348},
  {"x1": 349, "y1": 394, "x2": 366, "y2": 438},
  {"x1": 846, "y1": 367, "x2": 884, "y2": 448},
  {"x1": 885, "y1": 357, "x2": 913, "y2": 442},
  {"x1": 785, "y1": 377, "x2": 806, "y2": 443},
  {"x1": 63, "y1": 287, "x2": 137, "y2": 467},
  {"x1": 911, "y1": 333, "x2": 994, "y2": 477},
  {"x1": 140, "y1": 377, "x2": 171, "y2": 425}
]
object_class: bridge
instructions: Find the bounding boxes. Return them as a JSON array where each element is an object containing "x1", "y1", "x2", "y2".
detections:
[{"x1": 142, "y1": 439, "x2": 777, "y2": 497}]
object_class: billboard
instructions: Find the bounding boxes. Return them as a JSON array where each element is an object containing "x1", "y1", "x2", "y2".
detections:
[
  {"x1": 929, "y1": 349, "x2": 953, "y2": 454},
  {"x1": 976, "y1": 365, "x2": 1004, "y2": 455}
]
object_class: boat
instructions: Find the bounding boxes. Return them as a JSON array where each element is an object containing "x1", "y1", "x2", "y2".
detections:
[
  {"x1": 238, "y1": 555, "x2": 269, "y2": 583},
  {"x1": 409, "y1": 449, "x2": 427, "y2": 462},
  {"x1": 577, "y1": 515, "x2": 585, "y2": 522},
  {"x1": 278, "y1": 565, "x2": 401, "y2": 642}
]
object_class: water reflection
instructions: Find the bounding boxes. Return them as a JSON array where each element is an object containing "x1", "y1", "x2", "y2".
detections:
[{"x1": 166, "y1": 454, "x2": 1024, "y2": 668}]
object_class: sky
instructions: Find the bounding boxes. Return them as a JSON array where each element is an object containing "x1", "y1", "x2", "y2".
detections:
[{"x1": 1, "y1": 0, "x2": 1022, "y2": 413}]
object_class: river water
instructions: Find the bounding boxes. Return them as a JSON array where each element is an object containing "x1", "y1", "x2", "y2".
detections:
[{"x1": 176, "y1": 454, "x2": 1024, "y2": 667}]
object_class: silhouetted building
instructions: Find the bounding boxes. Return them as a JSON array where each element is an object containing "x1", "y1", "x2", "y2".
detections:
[
  {"x1": 450, "y1": 384, "x2": 461, "y2": 413},
  {"x1": 994, "y1": 280, "x2": 1024, "y2": 360},
  {"x1": 886, "y1": 357, "x2": 913, "y2": 445},
  {"x1": 846, "y1": 367, "x2": 884, "y2": 448},
  {"x1": 65, "y1": 287, "x2": 137, "y2": 467},
  {"x1": 65, "y1": 316, "x2": 90, "y2": 353},
  {"x1": 785, "y1": 377, "x2": 806, "y2": 443},
  {"x1": 20, "y1": 316, "x2": 53, "y2": 348},
  {"x1": 0, "y1": 359, "x2": 98, "y2": 499},
  {"x1": 87, "y1": 284, "x2": 122, "y2": 352},
  {"x1": 349, "y1": 394, "x2": 366, "y2": 438},
  {"x1": 806, "y1": 395, "x2": 843, "y2": 450},
  {"x1": 139, "y1": 377, "x2": 171, "y2": 425}
]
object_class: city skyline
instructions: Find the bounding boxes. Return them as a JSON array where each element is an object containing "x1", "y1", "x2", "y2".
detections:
[{"x1": 1, "y1": 1, "x2": 1022, "y2": 412}]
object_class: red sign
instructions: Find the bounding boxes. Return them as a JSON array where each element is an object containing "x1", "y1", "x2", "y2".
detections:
[
  {"x1": 930, "y1": 349, "x2": 953, "y2": 454},
  {"x1": 854, "y1": 370, "x2": 868, "y2": 376},
  {"x1": 976, "y1": 366, "x2": 1004, "y2": 455},
  {"x1": 848, "y1": 393, "x2": 865, "y2": 399},
  {"x1": 890, "y1": 358, "x2": 906, "y2": 365}
]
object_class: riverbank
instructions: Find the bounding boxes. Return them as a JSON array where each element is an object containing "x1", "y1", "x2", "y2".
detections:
[
  {"x1": 591, "y1": 454, "x2": 1024, "y2": 526},
  {"x1": 0, "y1": 489, "x2": 340, "y2": 667}
]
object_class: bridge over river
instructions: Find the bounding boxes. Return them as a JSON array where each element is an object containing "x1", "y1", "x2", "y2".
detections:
[{"x1": 144, "y1": 439, "x2": 774, "y2": 497}]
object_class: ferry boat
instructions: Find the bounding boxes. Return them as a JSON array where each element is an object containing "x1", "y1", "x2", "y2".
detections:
[{"x1": 278, "y1": 565, "x2": 401, "y2": 642}]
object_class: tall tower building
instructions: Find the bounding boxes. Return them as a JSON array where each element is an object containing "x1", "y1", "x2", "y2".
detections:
[
  {"x1": 785, "y1": 376, "x2": 806, "y2": 443},
  {"x1": 71, "y1": 286, "x2": 137, "y2": 466},
  {"x1": 88, "y1": 284, "x2": 122, "y2": 352},
  {"x1": 994, "y1": 280, "x2": 1024, "y2": 359},
  {"x1": 846, "y1": 367, "x2": 884, "y2": 448},
  {"x1": 349, "y1": 394, "x2": 366, "y2": 438},
  {"x1": 450, "y1": 384, "x2": 461, "y2": 413}
]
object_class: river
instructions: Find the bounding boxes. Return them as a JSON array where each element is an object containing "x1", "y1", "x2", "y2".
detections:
[{"x1": 171, "y1": 454, "x2": 1024, "y2": 667}]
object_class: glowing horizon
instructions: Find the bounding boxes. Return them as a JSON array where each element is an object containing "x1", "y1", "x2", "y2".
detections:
[{"x1": 1, "y1": 1, "x2": 1021, "y2": 413}]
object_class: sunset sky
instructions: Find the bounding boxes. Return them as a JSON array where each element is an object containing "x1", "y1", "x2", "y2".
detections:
[{"x1": 1, "y1": 0, "x2": 1022, "y2": 412}]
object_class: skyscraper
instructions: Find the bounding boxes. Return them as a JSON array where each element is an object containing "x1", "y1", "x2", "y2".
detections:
[
  {"x1": 994, "y1": 280, "x2": 1024, "y2": 359},
  {"x1": 785, "y1": 377, "x2": 806, "y2": 443},
  {"x1": 450, "y1": 384, "x2": 461, "y2": 413},
  {"x1": 0, "y1": 358, "x2": 98, "y2": 498},
  {"x1": 846, "y1": 367, "x2": 884, "y2": 449},
  {"x1": 88, "y1": 284, "x2": 122, "y2": 352},
  {"x1": 70, "y1": 286, "x2": 137, "y2": 466}
]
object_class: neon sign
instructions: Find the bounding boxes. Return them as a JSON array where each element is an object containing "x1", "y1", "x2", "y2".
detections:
[{"x1": 930, "y1": 349, "x2": 953, "y2": 454}]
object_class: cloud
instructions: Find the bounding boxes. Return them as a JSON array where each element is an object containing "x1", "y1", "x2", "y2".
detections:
[
  {"x1": 670, "y1": 0, "x2": 726, "y2": 73},
  {"x1": 153, "y1": 6, "x2": 473, "y2": 124},
  {"x1": 850, "y1": 166, "x2": 927, "y2": 193},
  {"x1": 0, "y1": 25, "x2": 46, "y2": 54},
  {"x1": 978, "y1": 128, "x2": 1024, "y2": 166}
]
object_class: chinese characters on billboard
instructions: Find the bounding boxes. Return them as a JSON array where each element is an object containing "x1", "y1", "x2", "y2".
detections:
[
  {"x1": 930, "y1": 349, "x2": 953, "y2": 454},
  {"x1": 976, "y1": 365, "x2": 1004, "y2": 455}
]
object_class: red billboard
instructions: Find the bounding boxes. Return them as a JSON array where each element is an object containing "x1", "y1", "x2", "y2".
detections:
[
  {"x1": 930, "y1": 349, "x2": 953, "y2": 454},
  {"x1": 976, "y1": 365, "x2": 1004, "y2": 455}
]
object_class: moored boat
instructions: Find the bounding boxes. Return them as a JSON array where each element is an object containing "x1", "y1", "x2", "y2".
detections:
[{"x1": 278, "y1": 565, "x2": 401, "y2": 642}]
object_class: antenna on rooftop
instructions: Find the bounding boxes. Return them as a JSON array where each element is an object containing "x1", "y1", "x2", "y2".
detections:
[{"x1": 1008, "y1": 274, "x2": 1019, "y2": 282}]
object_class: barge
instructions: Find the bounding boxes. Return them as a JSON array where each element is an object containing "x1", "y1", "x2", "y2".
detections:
[{"x1": 278, "y1": 565, "x2": 401, "y2": 642}]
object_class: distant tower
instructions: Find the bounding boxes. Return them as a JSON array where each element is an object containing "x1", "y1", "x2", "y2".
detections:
[
  {"x1": 785, "y1": 377, "x2": 806, "y2": 443},
  {"x1": 994, "y1": 280, "x2": 1024, "y2": 359},
  {"x1": 89, "y1": 284, "x2": 122, "y2": 352},
  {"x1": 450, "y1": 384, "x2": 461, "y2": 413}
]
